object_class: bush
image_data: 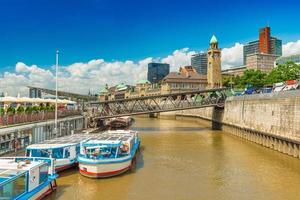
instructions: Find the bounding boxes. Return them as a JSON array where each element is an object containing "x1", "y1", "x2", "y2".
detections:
[
  {"x1": 32, "y1": 106, "x2": 40, "y2": 113},
  {"x1": 16, "y1": 106, "x2": 25, "y2": 114},
  {"x1": 0, "y1": 108, "x2": 4, "y2": 116},
  {"x1": 7, "y1": 107, "x2": 15, "y2": 115},
  {"x1": 25, "y1": 106, "x2": 33, "y2": 114}
]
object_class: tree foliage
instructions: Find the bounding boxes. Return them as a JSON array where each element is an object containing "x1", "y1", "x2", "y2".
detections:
[
  {"x1": 265, "y1": 61, "x2": 300, "y2": 85},
  {"x1": 224, "y1": 62, "x2": 300, "y2": 89}
]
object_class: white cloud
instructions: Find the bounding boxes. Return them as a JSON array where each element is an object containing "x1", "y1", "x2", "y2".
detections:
[
  {"x1": 1, "y1": 39, "x2": 300, "y2": 96},
  {"x1": 0, "y1": 49, "x2": 192, "y2": 96},
  {"x1": 221, "y1": 43, "x2": 244, "y2": 69},
  {"x1": 162, "y1": 48, "x2": 195, "y2": 71},
  {"x1": 282, "y1": 40, "x2": 300, "y2": 56}
]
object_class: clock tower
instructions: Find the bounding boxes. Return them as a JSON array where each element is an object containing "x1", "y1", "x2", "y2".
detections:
[{"x1": 207, "y1": 35, "x2": 222, "y2": 88}]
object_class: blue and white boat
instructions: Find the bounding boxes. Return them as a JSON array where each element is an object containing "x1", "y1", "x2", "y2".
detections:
[
  {"x1": 78, "y1": 130, "x2": 140, "y2": 178},
  {"x1": 26, "y1": 134, "x2": 92, "y2": 172},
  {"x1": 0, "y1": 157, "x2": 57, "y2": 200}
]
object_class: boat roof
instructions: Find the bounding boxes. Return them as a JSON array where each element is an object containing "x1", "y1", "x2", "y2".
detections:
[
  {"x1": 26, "y1": 133, "x2": 93, "y2": 149},
  {"x1": 0, "y1": 158, "x2": 42, "y2": 184},
  {"x1": 26, "y1": 130, "x2": 137, "y2": 149},
  {"x1": 82, "y1": 130, "x2": 137, "y2": 147}
]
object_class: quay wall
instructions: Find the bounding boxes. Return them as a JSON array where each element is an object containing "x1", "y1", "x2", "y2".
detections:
[{"x1": 176, "y1": 90, "x2": 300, "y2": 158}]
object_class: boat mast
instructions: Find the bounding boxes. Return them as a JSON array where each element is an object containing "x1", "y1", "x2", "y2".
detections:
[{"x1": 55, "y1": 50, "x2": 59, "y2": 136}]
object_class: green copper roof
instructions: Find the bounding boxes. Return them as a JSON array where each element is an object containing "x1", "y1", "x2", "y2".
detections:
[
  {"x1": 210, "y1": 35, "x2": 218, "y2": 44},
  {"x1": 99, "y1": 87, "x2": 109, "y2": 94},
  {"x1": 116, "y1": 83, "x2": 127, "y2": 90},
  {"x1": 138, "y1": 80, "x2": 151, "y2": 84}
]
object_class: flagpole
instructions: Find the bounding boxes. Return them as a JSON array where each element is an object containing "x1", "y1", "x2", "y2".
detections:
[{"x1": 55, "y1": 50, "x2": 59, "y2": 136}]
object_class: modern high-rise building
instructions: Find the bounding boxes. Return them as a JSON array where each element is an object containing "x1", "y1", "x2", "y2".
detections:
[
  {"x1": 147, "y1": 63, "x2": 170, "y2": 84},
  {"x1": 29, "y1": 88, "x2": 42, "y2": 98},
  {"x1": 191, "y1": 53, "x2": 207, "y2": 75},
  {"x1": 243, "y1": 26, "x2": 282, "y2": 65},
  {"x1": 259, "y1": 26, "x2": 271, "y2": 54}
]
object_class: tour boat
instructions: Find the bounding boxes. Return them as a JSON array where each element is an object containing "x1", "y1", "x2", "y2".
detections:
[
  {"x1": 26, "y1": 134, "x2": 93, "y2": 172},
  {"x1": 105, "y1": 116, "x2": 135, "y2": 129},
  {"x1": 77, "y1": 130, "x2": 140, "y2": 178},
  {"x1": 0, "y1": 157, "x2": 57, "y2": 200}
]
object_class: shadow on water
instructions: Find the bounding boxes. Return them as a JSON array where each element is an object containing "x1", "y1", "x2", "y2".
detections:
[
  {"x1": 132, "y1": 127, "x2": 206, "y2": 132},
  {"x1": 46, "y1": 185, "x2": 70, "y2": 200}
]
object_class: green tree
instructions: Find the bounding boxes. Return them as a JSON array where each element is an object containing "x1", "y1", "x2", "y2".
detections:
[
  {"x1": 236, "y1": 69, "x2": 267, "y2": 89},
  {"x1": 265, "y1": 61, "x2": 300, "y2": 85}
]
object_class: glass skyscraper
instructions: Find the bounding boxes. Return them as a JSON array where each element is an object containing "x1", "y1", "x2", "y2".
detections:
[
  {"x1": 147, "y1": 63, "x2": 170, "y2": 84},
  {"x1": 243, "y1": 27, "x2": 282, "y2": 65},
  {"x1": 191, "y1": 53, "x2": 207, "y2": 75}
]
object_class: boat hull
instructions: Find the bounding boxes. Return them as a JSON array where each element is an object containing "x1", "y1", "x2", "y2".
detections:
[
  {"x1": 79, "y1": 157, "x2": 135, "y2": 178},
  {"x1": 55, "y1": 162, "x2": 77, "y2": 172},
  {"x1": 26, "y1": 180, "x2": 57, "y2": 200}
]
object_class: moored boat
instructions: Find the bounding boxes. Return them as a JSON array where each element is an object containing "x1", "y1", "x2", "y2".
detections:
[
  {"x1": 0, "y1": 157, "x2": 57, "y2": 200},
  {"x1": 26, "y1": 134, "x2": 93, "y2": 172},
  {"x1": 77, "y1": 130, "x2": 140, "y2": 178},
  {"x1": 105, "y1": 116, "x2": 135, "y2": 129}
]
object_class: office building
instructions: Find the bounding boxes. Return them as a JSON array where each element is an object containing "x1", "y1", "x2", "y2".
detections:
[
  {"x1": 29, "y1": 88, "x2": 42, "y2": 98},
  {"x1": 246, "y1": 53, "x2": 278, "y2": 73},
  {"x1": 243, "y1": 26, "x2": 282, "y2": 64},
  {"x1": 147, "y1": 63, "x2": 170, "y2": 84},
  {"x1": 275, "y1": 54, "x2": 300, "y2": 65},
  {"x1": 191, "y1": 53, "x2": 207, "y2": 75},
  {"x1": 161, "y1": 66, "x2": 207, "y2": 94}
]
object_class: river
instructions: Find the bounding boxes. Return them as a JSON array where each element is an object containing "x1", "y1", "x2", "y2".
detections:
[{"x1": 46, "y1": 117, "x2": 300, "y2": 200}]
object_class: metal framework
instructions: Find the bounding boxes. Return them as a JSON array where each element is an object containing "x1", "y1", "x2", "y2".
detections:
[{"x1": 89, "y1": 88, "x2": 228, "y2": 119}]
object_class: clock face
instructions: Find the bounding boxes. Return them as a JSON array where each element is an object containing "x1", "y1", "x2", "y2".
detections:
[{"x1": 213, "y1": 53, "x2": 219, "y2": 58}]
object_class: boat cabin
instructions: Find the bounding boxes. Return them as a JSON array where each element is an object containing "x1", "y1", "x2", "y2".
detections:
[
  {"x1": 26, "y1": 134, "x2": 92, "y2": 160},
  {"x1": 0, "y1": 157, "x2": 56, "y2": 199},
  {"x1": 80, "y1": 131, "x2": 138, "y2": 159}
]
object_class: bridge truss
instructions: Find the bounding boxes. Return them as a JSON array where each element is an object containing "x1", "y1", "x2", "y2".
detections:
[{"x1": 89, "y1": 88, "x2": 228, "y2": 119}]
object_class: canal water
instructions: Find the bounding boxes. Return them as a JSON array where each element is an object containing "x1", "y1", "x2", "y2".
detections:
[{"x1": 46, "y1": 117, "x2": 300, "y2": 200}]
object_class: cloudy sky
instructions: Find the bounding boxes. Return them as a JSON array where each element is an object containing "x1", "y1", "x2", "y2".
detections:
[{"x1": 0, "y1": 0, "x2": 300, "y2": 96}]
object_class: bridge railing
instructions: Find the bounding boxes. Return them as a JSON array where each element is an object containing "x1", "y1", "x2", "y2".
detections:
[{"x1": 89, "y1": 88, "x2": 228, "y2": 119}]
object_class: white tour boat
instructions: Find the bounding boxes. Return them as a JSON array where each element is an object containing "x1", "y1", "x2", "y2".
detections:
[
  {"x1": 77, "y1": 130, "x2": 140, "y2": 178},
  {"x1": 26, "y1": 134, "x2": 93, "y2": 172},
  {"x1": 0, "y1": 157, "x2": 57, "y2": 200}
]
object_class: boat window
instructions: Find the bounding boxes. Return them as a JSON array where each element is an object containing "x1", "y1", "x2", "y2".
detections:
[
  {"x1": 39, "y1": 164, "x2": 49, "y2": 184},
  {"x1": 26, "y1": 149, "x2": 30, "y2": 157},
  {"x1": 30, "y1": 149, "x2": 51, "y2": 157},
  {"x1": 85, "y1": 147, "x2": 117, "y2": 159},
  {"x1": 52, "y1": 148, "x2": 64, "y2": 159},
  {"x1": 0, "y1": 173, "x2": 26, "y2": 199},
  {"x1": 76, "y1": 145, "x2": 80, "y2": 154},
  {"x1": 64, "y1": 148, "x2": 70, "y2": 158}
]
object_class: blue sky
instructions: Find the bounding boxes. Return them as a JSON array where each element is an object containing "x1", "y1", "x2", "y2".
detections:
[
  {"x1": 1, "y1": 0, "x2": 300, "y2": 96},
  {"x1": 1, "y1": 0, "x2": 300, "y2": 70}
]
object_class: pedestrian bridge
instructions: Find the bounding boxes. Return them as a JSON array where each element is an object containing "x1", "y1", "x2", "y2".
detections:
[{"x1": 89, "y1": 88, "x2": 229, "y2": 120}]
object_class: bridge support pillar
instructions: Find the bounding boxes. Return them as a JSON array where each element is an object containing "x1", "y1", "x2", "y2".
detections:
[{"x1": 211, "y1": 106, "x2": 224, "y2": 130}]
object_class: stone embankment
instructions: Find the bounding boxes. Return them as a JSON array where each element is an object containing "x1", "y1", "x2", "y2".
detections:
[{"x1": 176, "y1": 90, "x2": 300, "y2": 159}]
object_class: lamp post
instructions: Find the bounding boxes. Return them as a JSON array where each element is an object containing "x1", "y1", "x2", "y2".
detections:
[{"x1": 54, "y1": 50, "x2": 59, "y2": 137}]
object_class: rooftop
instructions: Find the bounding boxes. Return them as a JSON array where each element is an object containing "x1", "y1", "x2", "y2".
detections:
[{"x1": 210, "y1": 35, "x2": 218, "y2": 44}]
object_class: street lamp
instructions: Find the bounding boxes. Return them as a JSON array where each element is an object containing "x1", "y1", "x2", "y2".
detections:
[{"x1": 54, "y1": 50, "x2": 59, "y2": 136}]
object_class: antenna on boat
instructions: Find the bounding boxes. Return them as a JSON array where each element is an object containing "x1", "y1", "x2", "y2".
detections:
[{"x1": 54, "y1": 50, "x2": 59, "y2": 137}]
